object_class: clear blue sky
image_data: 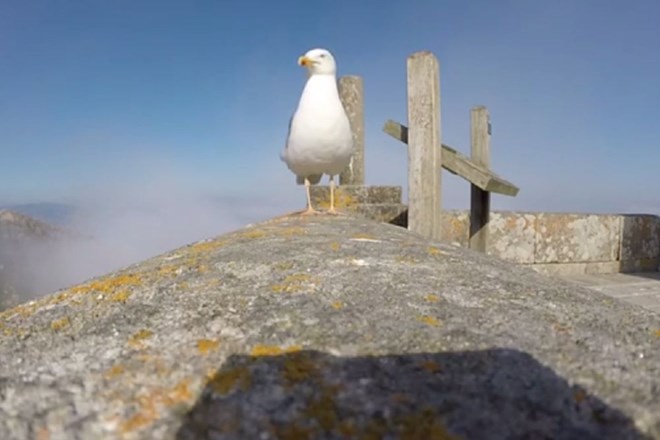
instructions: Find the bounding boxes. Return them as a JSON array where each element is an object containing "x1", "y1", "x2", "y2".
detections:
[{"x1": 2, "y1": 0, "x2": 659, "y2": 214}]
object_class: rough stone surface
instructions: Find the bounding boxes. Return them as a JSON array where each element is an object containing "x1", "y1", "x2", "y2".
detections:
[
  {"x1": 488, "y1": 212, "x2": 537, "y2": 264},
  {"x1": 534, "y1": 213, "x2": 621, "y2": 264},
  {"x1": 0, "y1": 214, "x2": 659, "y2": 439}
]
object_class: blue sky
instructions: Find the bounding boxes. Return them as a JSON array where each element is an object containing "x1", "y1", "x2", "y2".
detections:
[{"x1": 1, "y1": 0, "x2": 659, "y2": 215}]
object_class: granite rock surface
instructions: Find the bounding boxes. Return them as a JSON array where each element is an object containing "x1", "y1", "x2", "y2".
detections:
[{"x1": 0, "y1": 214, "x2": 659, "y2": 439}]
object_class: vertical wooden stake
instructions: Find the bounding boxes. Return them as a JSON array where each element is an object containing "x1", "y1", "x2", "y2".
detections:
[
  {"x1": 469, "y1": 106, "x2": 491, "y2": 251},
  {"x1": 338, "y1": 75, "x2": 365, "y2": 185},
  {"x1": 406, "y1": 51, "x2": 442, "y2": 240}
]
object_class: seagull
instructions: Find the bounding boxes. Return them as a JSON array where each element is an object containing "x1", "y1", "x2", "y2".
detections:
[{"x1": 281, "y1": 48, "x2": 354, "y2": 215}]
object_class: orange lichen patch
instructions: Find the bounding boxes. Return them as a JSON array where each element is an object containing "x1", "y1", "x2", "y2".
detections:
[
  {"x1": 271, "y1": 274, "x2": 318, "y2": 294},
  {"x1": 196, "y1": 338, "x2": 220, "y2": 355},
  {"x1": 553, "y1": 323, "x2": 572, "y2": 333},
  {"x1": 128, "y1": 329, "x2": 154, "y2": 349},
  {"x1": 277, "y1": 227, "x2": 307, "y2": 237},
  {"x1": 351, "y1": 232, "x2": 377, "y2": 240},
  {"x1": 188, "y1": 239, "x2": 226, "y2": 254},
  {"x1": 110, "y1": 290, "x2": 131, "y2": 303},
  {"x1": 70, "y1": 273, "x2": 142, "y2": 296},
  {"x1": 331, "y1": 301, "x2": 344, "y2": 310},
  {"x1": 420, "y1": 360, "x2": 442, "y2": 374},
  {"x1": 573, "y1": 388, "x2": 587, "y2": 404},
  {"x1": 50, "y1": 316, "x2": 70, "y2": 331},
  {"x1": 239, "y1": 229, "x2": 268, "y2": 239},
  {"x1": 427, "y1": 246, "x2": 444, "y2": 256},
  {"x1": 207, "y1": 366, "x2": 252, "y2": 395},
  {"x1": 424, "y1": 294, "x2": 440, "y2": 303},
  {"x1": 417, "y1": 315, "x2": 441, "y2": 327},
  {"x1": 250, "y1": 344, "x2": 303, "y2": 357},
  {"x1": 119, "y1": 378, "x2": 194, "y2": 434},
  {"x1": 0, "y1": 301, "x2": 38, "y2": 320},
  {"x1": 104, "y1": 364, "x2": 126, "y2": 379},
  {"x1": 654, "y1": 329, "x2": 660, "y2": 338},
  {"x1": 157, "y1": 264, "x2": 179, "y2": 278},
  {"x1": 329, "y1": 241, "x2": 341, "y2": 251},
  {"x1": 197, "y1": 264, "x2": 209, "y2": 273}
]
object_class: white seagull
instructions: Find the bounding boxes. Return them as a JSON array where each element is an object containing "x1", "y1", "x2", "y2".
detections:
[{"x1": 281, "y1": 48, "x2": 354, "y2": 215}]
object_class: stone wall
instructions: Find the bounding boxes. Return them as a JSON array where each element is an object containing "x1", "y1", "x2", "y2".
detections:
[
  {"x1": 309, "y1": 185, "x2": 659, "y2": 276},
  {"x1": 439, "y1": 211, "x2": 660, "y2": 275}
]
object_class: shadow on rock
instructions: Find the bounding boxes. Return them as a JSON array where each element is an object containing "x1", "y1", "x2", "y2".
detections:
[{"x1": 177, "y1": 348, "x2": 647, "y2": 440}]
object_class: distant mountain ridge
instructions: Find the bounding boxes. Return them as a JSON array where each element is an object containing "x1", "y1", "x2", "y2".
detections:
[
  {"x1": 0, "y1": 202, "x2": 76, "y2": 227},
  {"x1": 0, "y1": 209, "x2": 76, "y2": 311}
]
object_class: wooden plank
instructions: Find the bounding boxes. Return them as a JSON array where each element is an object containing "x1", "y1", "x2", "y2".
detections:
[
  {"x1": 469, "y1": 106, "x2": 491, "y2": 252},
  {"x1": 406, "y1": 51, "x2": 441, "y2": 240},
  {"x1": 338, "y1": 76, "x2": 365, "y2": 185},
  {"x1": 383, "y1": 120, "x2": 519, "y2": 196}
]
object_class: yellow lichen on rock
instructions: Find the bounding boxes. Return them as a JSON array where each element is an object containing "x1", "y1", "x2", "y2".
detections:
[
  {"x1": 417, "y1": 316, "x2": 441, "y2": 327},
  {"x1": 238, "y1": 229, "x2": 268, "y2": 239},
  {"x1": 250, "y1": 344, "x2": 303, "y2": 357},
  {"x1": 427, "y1": 246, "x2": 444, "y2": 256},
  {"x1": 196, "y1": 338, "x2": 220, "y2": 355},
  {"x1": 331, "y1": 301, "x2": 344, "y2": 310},
  {"x1": 351, "y1": 233, "x2": 377, "y2": 240},
  {"x1": 104, "y1": 364, "x2": 126, "y2": 379},
  {"x1": 424, "y1": 294, "x2": 440, "y2": 303},
  {"x1": 188, "y1": 239, "x2": 226, "y2": 254},
  {"x1": 70, "y1": 273, "x2": 142, "y2": 296},
  {"x1": 50, "y1": 317, "x2": 70, "y2": 331},
  {"x1": 110, "y1": 291, "x2": 131, "y2": 303},
  {"x1": 271, "y1": 274, "x2": 318, "y2": 294},
  {"x1": 119, "y1": 378, "x2": 194, "y2": 434},
  {"x1": 128, "y1": 329, "x2": 154, "y2": 349}
]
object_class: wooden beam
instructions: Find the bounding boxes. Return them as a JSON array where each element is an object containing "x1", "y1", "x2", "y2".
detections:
[
  {"x1": 338, "y1": 76, "x2": 365, "y2": 185},
  {"x1": 406, "y1": 51, "x2": 442, "y2": 240},
  {"x1": 469, "y1": 106, "x2": 491, "y2": 252},
  {"x1": 383, "y1": 119, "x2": 519, "y2": 197}
]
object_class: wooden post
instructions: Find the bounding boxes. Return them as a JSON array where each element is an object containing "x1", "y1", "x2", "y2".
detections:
[
  {"x1": 406, "y1": 51, "x2": 441, "y2": 239},
  {"x1": 469, "y1": 106, "x2": 491, "y2": 251},
  {"x1": 338, "y1": 76, "x2": 365, "y2": 185}
]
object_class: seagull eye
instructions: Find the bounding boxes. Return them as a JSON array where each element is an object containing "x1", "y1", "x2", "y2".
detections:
[{"x1": 319, "y1": 53, "x2": 326, "y2": 58}]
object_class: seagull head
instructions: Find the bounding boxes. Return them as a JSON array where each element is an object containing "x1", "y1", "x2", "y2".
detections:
[{"x1": 298, "y1": 48, "x2": 337, "y2": 76}]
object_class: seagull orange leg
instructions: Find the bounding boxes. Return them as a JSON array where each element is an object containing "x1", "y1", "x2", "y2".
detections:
[
  {"x1": 327, "y1": 175, "x2": 339, "y2": 215},
  {"x1": 301, "y1": 177, "x2": 320, "y2": 216}
]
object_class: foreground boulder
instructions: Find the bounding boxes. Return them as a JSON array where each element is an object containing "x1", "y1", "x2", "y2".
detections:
[{"x1": 0, "y1": 214, "x2": 659, "y2": 439}]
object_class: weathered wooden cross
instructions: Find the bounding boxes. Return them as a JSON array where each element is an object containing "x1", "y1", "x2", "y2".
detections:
[{"x1": 305, "y1": 50, "x2": 519, "y2": 252}]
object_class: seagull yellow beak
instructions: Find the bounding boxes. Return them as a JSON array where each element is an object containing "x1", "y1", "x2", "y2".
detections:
[{"x1": 298, "y1": 56, "x2": 314, "y2": 67}]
